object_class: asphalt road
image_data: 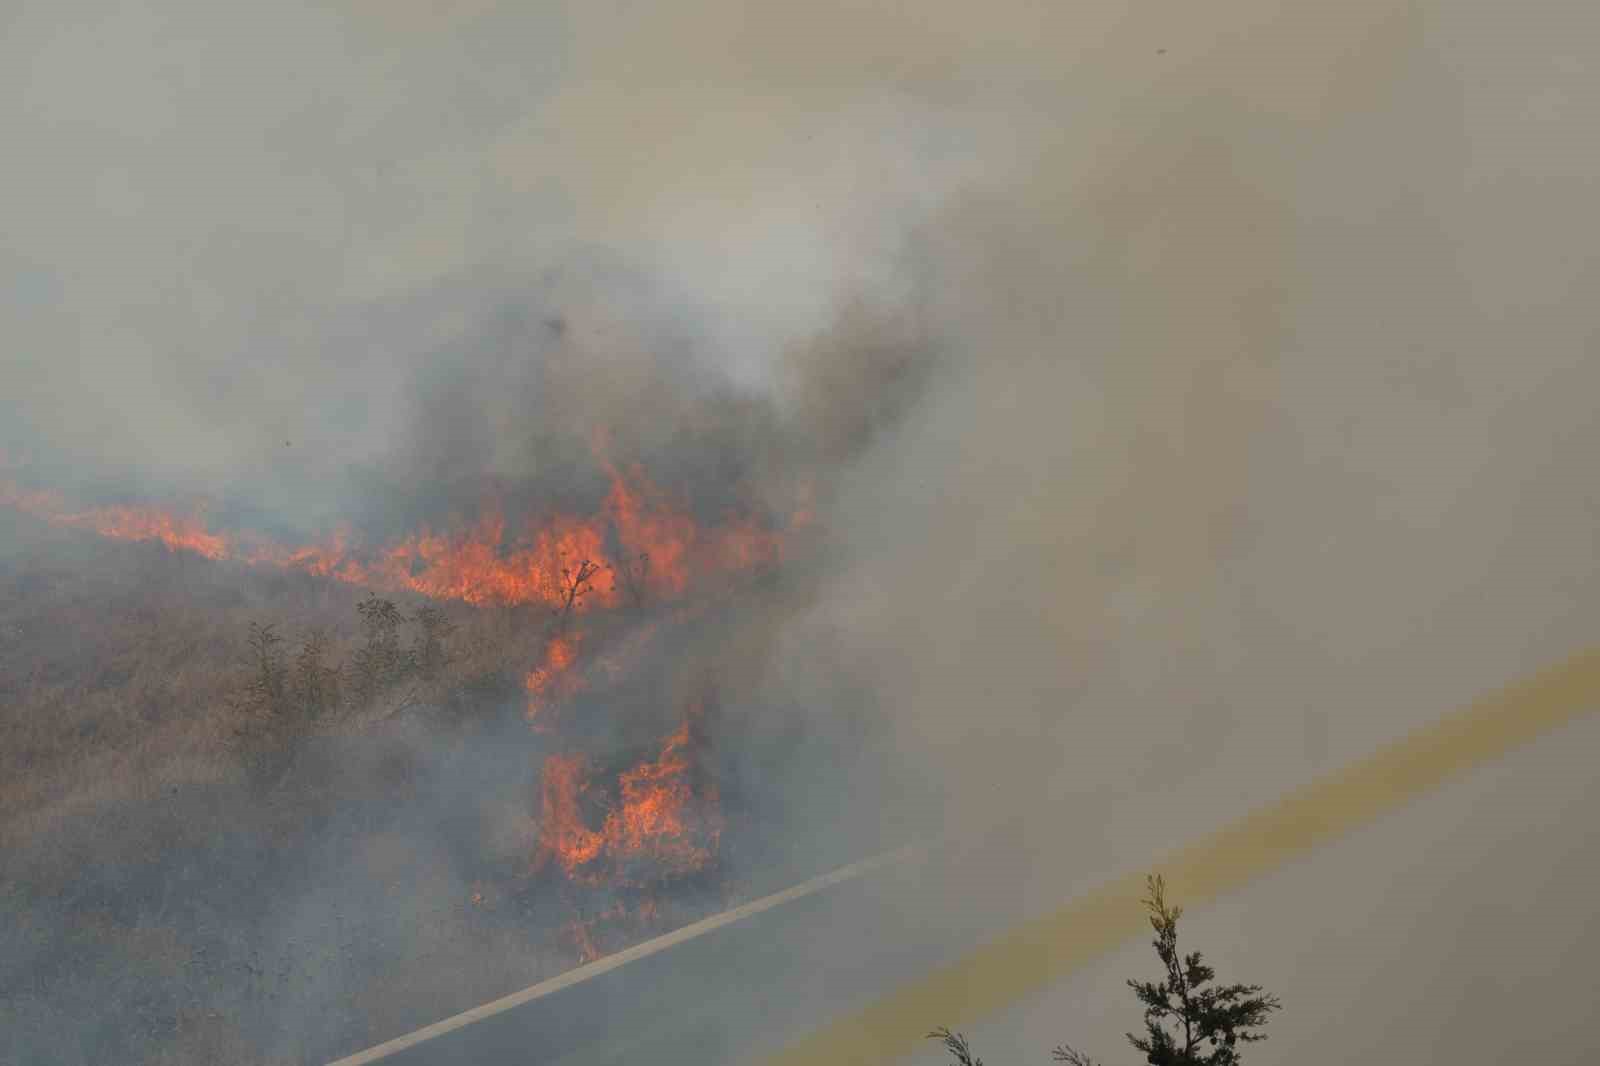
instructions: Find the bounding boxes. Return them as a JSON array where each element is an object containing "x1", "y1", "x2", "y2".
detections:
[
  {"x1": 335, "y1": 643, "x2": 1600, "y2": 1066},
  {"x1": 331, "y1": 830, "x2": 1036, "y2": 1066}
]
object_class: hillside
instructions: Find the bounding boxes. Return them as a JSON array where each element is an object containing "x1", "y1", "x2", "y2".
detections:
[{"x1": 0, "y1": 501, "x2": 916, "y2": 1066}]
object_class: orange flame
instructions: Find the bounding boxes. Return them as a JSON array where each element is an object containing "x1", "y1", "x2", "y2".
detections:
[
  {"x1": 1, "y1": 480, "x2": 229, "y2": 559},
  {"x1": 535, "y1": 704, "x2": 722, "y2": 887},
  {"x1": 537, "y1": 753, "x2": 606, "y2": 876},
  {"x1": 525, "y1": 633, "x2": 586, "y2": 729},
  {"x1": 603, "y1": 715, "x2": 721, "y2": 879},
  {"x1": 1, "y1": 452, "x2": 801, "y2": 608},
  {"x1": 274, "y1": 463, "x2": 785, "y2": 609},
  {"x1": 80, "y1": 503, "x2": 231, "y2": 559},
  {"x1": 603, "y1": 463, "x2": 696, "y2": 597},
  {"x1": 270, "y1": 524, "x2": 358, "y2": 578}
]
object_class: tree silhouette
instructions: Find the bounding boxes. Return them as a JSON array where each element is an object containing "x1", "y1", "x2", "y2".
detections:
[
  {"x1": 351, "y1": 594, "x2": 408, "y2": 701},
  {"x1": 932, "y1": 874, "x2": 1280, "y2": 1066},
  {"x1": 554, "y1": 558, "x2": 602, "y2": 628},
  {"x1": 235, "y1": 621, "x2": 288, "y2": 718},
  {"x1": 409, "y1": 604, "x2": 456, "y2": 681},
  {"x1": 930, "y1": 1027, "x2": 986, "y2": 1066},
  {"x1": 1121, "y1": 875, "x2": 1280, "y2": 1065},
  {"x1": 292, "y1": 625, "x2": 340, "y2": 719}
]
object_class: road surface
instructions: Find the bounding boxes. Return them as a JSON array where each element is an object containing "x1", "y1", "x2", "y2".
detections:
[{"x1": 334, "y1": 648, "x2": 1600, "y2": 1065}]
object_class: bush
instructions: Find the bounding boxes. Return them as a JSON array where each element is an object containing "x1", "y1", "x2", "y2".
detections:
[{"x1": 351, "y1": 595, "x2": 408, "y2": 704}]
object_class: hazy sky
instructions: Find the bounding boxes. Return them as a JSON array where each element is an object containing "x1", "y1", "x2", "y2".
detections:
[{"x1": 6, "y1": 0, "x2": 1600, "y2": 1061}]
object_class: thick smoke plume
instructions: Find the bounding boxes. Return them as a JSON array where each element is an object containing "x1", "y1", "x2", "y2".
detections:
[{"x1": 5, "y1": 0, "x2": 1600, "y2": 1064}]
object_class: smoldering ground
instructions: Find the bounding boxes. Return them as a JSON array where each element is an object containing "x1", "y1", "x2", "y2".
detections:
[{"x1": 6, "y1": 0, "x2": 1600, "y2": 1063}]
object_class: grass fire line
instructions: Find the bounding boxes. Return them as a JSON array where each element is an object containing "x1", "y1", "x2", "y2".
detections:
[{"x1": 0, "y1": 454, "x2": 792, "y2": 613}]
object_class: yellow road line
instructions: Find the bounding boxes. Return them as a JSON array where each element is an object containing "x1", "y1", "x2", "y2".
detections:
[{"x1": 760, "y1": 646, "x2": 1600, "y2": 1066}]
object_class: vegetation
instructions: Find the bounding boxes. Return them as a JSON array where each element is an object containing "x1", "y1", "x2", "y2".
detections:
[
  {"x1": 932, "y1": 875, "x2": 1280, "y2": 1066},
  {"x1": 0, "y1": 525, "x2": 577, "y2": 1065},
  {"x1": 224, "y1": 595, "x2": 468, "y2": 782},
  {"x1": 0, "y1": 512, "x2": 880, "y2": 1066},
  {"x1": 350, "y1": 593, "x2": 411, "y2": 703},
  {"x1": 410, "y1": 605, "x2": 456, "y2": 682},
  {"x1": 293, "y1": 625, "x2": 341, "y2": 718}
]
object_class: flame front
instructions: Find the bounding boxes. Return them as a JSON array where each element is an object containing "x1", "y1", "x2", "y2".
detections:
[
  {"x1": 604, "y1": 716, "x2": 720, "y2": 880},
  {"x1": 3, "y1": 459, "x2": 790, "y2": 610},
  {"x1": 535, "y1": 706, "x2": 722, "y2": 889},
  {"x1": 4, "y1": 450, "x2": 781, "y2": 971},
  {"x1": 1, "y1": 480, "x2": 229, "y2": 560}
]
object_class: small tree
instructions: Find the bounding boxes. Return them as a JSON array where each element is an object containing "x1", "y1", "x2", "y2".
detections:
[
  {"x1": 235, "y1": 621, "x2": 289, "y2": 719},
  {"x1": 229, "y1": 620, "x2": 296, "y2": 786},
  {"x1": 351, "y1": 595, "x2": 409, "y2": 703},
  {"x1": 1120, "y1": 875, "x2": 1279, "y2": 1066},
  {"x1": 554, "y1": 559, "x2": 602, "y2": 629},
  {"x1": 932, "y1": 875, "x2": 1280, "y2": 1066},
  {"x1": 292, "y1": 626, "x2": 341, "y2": 719}
]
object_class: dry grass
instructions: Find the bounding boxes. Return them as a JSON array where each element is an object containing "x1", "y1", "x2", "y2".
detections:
[
  {"x1": 0, "y1": 508, "x2": 902, "y2": 1065},
  {"x1": 1, "y1": 516, "x2": 344, "y2": 819},
  {"x1": 0, "y1": 514, "x2": 583, "y2": 1064},
  {"x1": 0, "y1": 506, "x2": 550, "y2": 839}
]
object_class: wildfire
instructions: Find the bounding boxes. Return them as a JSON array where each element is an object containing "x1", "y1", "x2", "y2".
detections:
[
  {"x1": 1, "y1": 480, "x2": 230, "y2": 559},
  {"x1": 244, "y1": 524, "x2": 359, "y2": 578},
  {"x1": 525, "y1": 633, "x2": 586, "y2": 729},
  {"x1": 374, "y1": 510, "x2": 613, "y2": 609},
  {"x1": 602, "y1": 462, "x2": 696, "y2": 597},
  {"x1": 3, "y1": 442, "x2": 799, "y2": 977},
  {"x1": 606, "y1": 715, "x2": 719, "y2": 880},
  {"x1": 348, "y1": 463, "x2": 784, "y2": 610},
  {"x1": 544, "y1": 713, "x2": 717, "y2": 965},
  {"x1": 537, "y1": 754, "x2": 607, "y2": 875},
  {"x1": 535, "y1": 704, "x2": 722, "y2": 888},
  {"x1": 1, "y1": 456, "x2": 794, "y2": 611},
  {"x1": 76, "y1": 504, "x2": 230, "y2": 559}
]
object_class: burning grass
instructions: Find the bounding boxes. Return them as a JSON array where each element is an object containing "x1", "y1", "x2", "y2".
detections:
[
  {"x1": 536, "y1": 700, "x2": 725, "y2": 888},
  {"x1": 0, "y1": 453, "x2": 789, "y2": 615},
  {"x1": 0, "y1": 461, "x2": 827, "y2": 1066}
]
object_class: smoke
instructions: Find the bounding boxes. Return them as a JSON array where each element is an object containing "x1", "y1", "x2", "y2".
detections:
[
  {"x1": 6, "y1": 0, "x2": 1600, "y2": 1062},
  {"x1": 0, "y1": 0, "x2": 970, "y2": 522},
  {"x1": 756, "y1": 0, "x2": 1600, "y2": 804}
]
